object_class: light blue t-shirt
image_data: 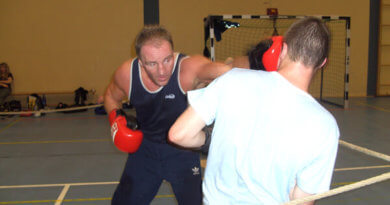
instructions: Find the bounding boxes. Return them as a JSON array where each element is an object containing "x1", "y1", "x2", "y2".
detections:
[{"x1": 188, "y1": 68, "x2": 339, "y2": 204}]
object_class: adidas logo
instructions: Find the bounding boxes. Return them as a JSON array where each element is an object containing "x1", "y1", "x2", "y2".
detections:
[
  {"x1": 165, "y1": 94, "x2": 175, "y2": 99},
  {"x1": 192, "y1": 166, "x2": 200, "y2": 176}
]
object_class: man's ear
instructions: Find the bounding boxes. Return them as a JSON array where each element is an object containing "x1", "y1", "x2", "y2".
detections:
[
  {"x1": 280, "y1": 43, "x2": 288, "y2": 58},
  {"x1": 277, "y1": 43, "x2": 288, "y2": 68},
  {"x1": 319, "y1": 58, "x2": 327, "y2": 68},
  {"x1": 138, "y1": 58, "x2": 144, "y2": 68}
]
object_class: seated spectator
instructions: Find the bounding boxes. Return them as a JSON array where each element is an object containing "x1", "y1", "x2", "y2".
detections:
[{"x1": 0, "y1": 63, "x2": 14, "y2": 105}]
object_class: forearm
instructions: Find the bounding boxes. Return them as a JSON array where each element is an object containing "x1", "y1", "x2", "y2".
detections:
[
  {"x1": 169, "y1": 106, "x2": 206, "y2": 148},
  {"x1": 175, "y1": 130, "x2": 206, "y2": 148},
  {"x1": 104, "y1": 96, "x2": 121, "y2": 114},
  {"x1": 104, "y1": 83, "x2": 124, "y2": 113},
  {"x1": 289, "y1": 185, "x2": 315, "y2": 205}
]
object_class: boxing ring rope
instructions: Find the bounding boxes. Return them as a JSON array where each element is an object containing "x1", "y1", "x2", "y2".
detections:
[
  {"x1": 0, "y1": 103, "x2": 103, "y2": 116},
  {"x1": 283, "y1": 172, "x2": 390, "y2": 205},
  {"x1": 283, "y1": 139, "x2": 390, "y2": 204},
  {"x1": 339, "y1": 139, "x2": 390, "y2": 162}
]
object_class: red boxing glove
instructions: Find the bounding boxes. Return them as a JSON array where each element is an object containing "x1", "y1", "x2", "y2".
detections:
[
  {"x1": 109, "y1": 109, "x2": 143, "y2": 153},
  {"x1": 262, "y1": 36, "x2": 283, "y2": 72}
]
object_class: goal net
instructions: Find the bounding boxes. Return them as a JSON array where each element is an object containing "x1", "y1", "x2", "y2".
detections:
[{"x1": 204, "y1": 15, "x2": 350, "y2": 108}]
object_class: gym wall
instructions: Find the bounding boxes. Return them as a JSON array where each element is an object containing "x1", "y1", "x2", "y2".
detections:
[
  {"x1": 0, "y1": 0, "x2": 369, "y2": 98},
  {"x1": 0, "y1": 0, "x2": 142, "y2": 98}
]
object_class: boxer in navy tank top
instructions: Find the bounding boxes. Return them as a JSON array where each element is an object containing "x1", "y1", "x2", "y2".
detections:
[
  {"x1": 104, "y1": 25, "x2": 231, "y2": 205},
  {"x1": 112, "y1": 54, "x2": 203, "y2": 204}
]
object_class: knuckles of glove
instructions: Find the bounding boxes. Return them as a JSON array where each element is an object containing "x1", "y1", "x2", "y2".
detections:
[
  {"x1": 109, "y1": 109, "x2": 143, "y2": 153},
  {"x1": 125, "y1": 115, "x2": 138, "y2": 130},
  {"x1": 111, "y1": 118, "x2": 143, "y2": 153}
]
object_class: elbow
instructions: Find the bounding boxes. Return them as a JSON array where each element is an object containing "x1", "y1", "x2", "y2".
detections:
[
  {"x1": 168, "y1": 125, "x2": 185, "y2": 145},
  {"x1": 168, "y1": 128, "x2": 180, "y2": 144}
]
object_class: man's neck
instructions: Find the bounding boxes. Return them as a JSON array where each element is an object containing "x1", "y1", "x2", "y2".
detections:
[{"x1": 277, "y1": 60, "x2": 314, "y2": 93}]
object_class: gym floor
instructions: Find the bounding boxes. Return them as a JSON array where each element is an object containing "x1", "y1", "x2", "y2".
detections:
[{"x1": 0, "y1": 97, "x2": 389, "y2": 205}]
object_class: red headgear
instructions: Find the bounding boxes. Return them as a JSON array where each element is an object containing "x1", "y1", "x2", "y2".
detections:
[{"x1": 262, "y1": 36, "x2": 283, "y2": 72}]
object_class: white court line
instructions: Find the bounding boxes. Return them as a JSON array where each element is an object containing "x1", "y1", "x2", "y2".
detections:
[
  {"x1": 55, "y1": 184, "x2": 70, "y2": 205},
  {"x1": 1, "y1": 164, "x2": 389, "y2": 191}
]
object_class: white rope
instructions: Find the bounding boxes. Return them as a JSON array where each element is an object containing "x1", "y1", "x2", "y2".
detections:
[
  {"x1": 339, "y1": 140, "x2": 390, "y2": 162},
  {"x1": 283, "y1": 172, "x2": 390, "y2": 205},
  {"x1": 283, "y1": 140, "x2": 390, "y2": 204},
  {"x1": 0, "y1": 104, "x2": 103, "y2": 115}
]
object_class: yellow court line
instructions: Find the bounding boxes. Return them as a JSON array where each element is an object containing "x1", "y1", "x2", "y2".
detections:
[
  {"x1": 0, "y1": 195, "x2": 175, "y2": 204},
  {"x1": 0, "y1": 198, "x2": 111, "y2": 204},
  {"x1": 0, "y1": 139, "x2": 110, "y2": 145},
  {"x1": 0, "y1": 181, "x2": 119, "y2": 189},
  {"x1": 0, "y1": 118, "x2": 20, "y2": 133},
  {"x1": 155, "y1": 194, "x2": 175, "y2": 198},
  {"x1": 0, "y1": 199, "x2": 55, "y2": 204}
]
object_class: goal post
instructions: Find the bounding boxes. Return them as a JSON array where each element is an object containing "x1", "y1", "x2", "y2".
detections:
[{"x1": 204, "y1": 15, "x2": 350, "y2": 109}]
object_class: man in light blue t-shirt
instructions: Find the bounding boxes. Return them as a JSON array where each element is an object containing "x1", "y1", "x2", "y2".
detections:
[{"x1": 169, "y1": 17, "x2": 339, "y2": 205}]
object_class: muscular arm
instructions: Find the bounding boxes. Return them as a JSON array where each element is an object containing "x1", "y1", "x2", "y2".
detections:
[
  {"x1": 289, "y1": 185, "x2": 315, "y2": 205},
  {"x1": 104, "y1": 61, "x2": 131, "y2": 113},
  {"x1": 168, "y1": 106, "x2": 206, "y2": 148},
  {"x1": 180, "y1": 55, "x2": 231, "y2": 92},
  {"x1": 226, "y1": 56, "x2": 250, "y2": 69}
]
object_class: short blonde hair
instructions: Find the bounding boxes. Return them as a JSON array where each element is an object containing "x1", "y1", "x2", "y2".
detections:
[{"x1": 135, "y1": 25, "x2": 174, "y2": 58}]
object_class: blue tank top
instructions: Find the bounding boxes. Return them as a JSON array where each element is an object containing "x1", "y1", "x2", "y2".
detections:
[{"x1": 129, "y1": 53, "x2": 188, "y2": 143}]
